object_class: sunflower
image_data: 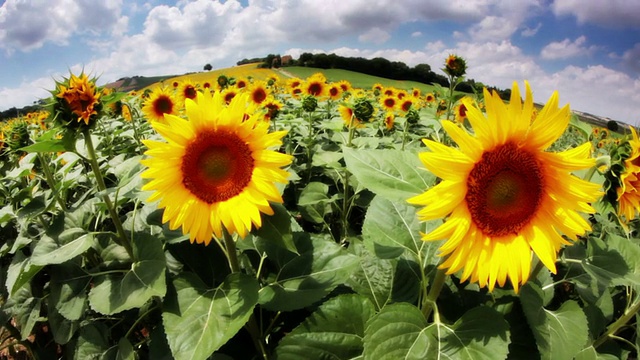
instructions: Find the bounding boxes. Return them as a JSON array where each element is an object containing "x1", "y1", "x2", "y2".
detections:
[
  {"x1": 140, "y1": 91, "x2": 293, "y2": 244},
  {"x1": 407, "y1": 81, "x2": 601, "y2": 292},
  {"x1": 454, "y1": 102, "x2": 468, "y2": 123},
  {"x1": 337, "y1": 80, "x2": 352, "y2": 93},
  {"x1": 382, "y1": 88, "x2": 395, "y2": 97},
  {"x1": 372, "y1": 83, "x2": 384, "y2": 93},
  {"x1": 412, "y1": 88, "x2": 421, "y2": 98},
  {"x1": 384, "y1": 112, "x2": 395, "y2": 130},
  {"x1": 177, "y1": 79, "x2": 199, "y2": 105},
  {"x1": 235, "y1": 78, "x2": 248, "y2": 89},
  {"x1": 122, "y1": 103, "x2": 133, "y2": 122},
  {"x1": 617, "y1": 127, "x2": 640, "y2": 221},
  {"x1": 303, "y1": 77, "x2": 326, "y2": 97},
  {"x1": 380, "y1": 96, "x2": 398, "y2": 112},
  {"x1": 399, "y1": 96, "x2": 418, "y2": 113},
  {"x1": 327, "y1": 83, "x2": 342, "y2": 100},
  {"x1": 142, "y1": 86, "x2": 179, "y2": 123},
  {"x1": 221, "y1": 88, "x2": 238, "y2": 104},
  {"x1": 248, "y1": 81, "x2": 270, "y2": 105},
  {"x1": 338, "y1": 104, "x2": 363, "y2": 129},
  {"x1": 425, "y1": 93, "x2": 436, "y2": 104},
  {"x1": 262, "y1": 97, "x2": 283, "y2": 121}
]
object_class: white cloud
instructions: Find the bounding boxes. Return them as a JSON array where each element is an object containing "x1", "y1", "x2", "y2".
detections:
[
  {"x1": 411, "y1": 31, "x2": 422, "y2": 38},
  {"x1": 552, "y1": 0, "x2": 640, "y2": 28},
  {"x1": 521, "y1": 22, "x2": 541, "y2": 37},
  {"x1": 0, "y1": 0, "x2": 125, "y2": 52},
  {"x1": 540, "y1": 36, "x2": 597, "y2": 60},
  {"x1": 468, "y1": 16, "x2": 519, "y2": 41},
  {"x1": 358, "y1": 27, "x2": 391, "y2": 44},
  {"x1": 620, "y1": 43, "x2": 640, "y2": 73}
]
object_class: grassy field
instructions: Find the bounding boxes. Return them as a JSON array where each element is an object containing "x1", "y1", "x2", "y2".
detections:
[{"x1": 280, "y1": 66, "x2": 439, "y2": 93}]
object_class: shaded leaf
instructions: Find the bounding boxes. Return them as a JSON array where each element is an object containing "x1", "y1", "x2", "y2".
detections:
[
  {"x1": 363, "y1": 303, "x2": 510, "y2": 360},
  {"x1": 362, "y1": 196, "x2": 422, "y2": 258},
  {"x1": 31, "y1": 228, "x2": 94, "y2": 265},
  {"x1": 102, "y1": 337, "x2": 135, "y2": 360},
  {"x1": 521, "y1": 283, "x2": 589, "y2": 360},
  {"x1": 6, "y1": 252, "x2": 43, "y2": 296},
  {"x1": 162, "y1": 272, "x2": 259, "y2": 360},
  {"x1": 74, "y1": 323, "x2": 110, "y2": 360},
  {"x1": 276, "y1": 294, "x2": 375, "y2": 360},
  {"x1": 88, "y1": 234, "x2": 166, "y2": 315},
  {"x1": 258, "y1": 233, "x2": 359, "y2": 311},
  {"x1": 49, "y1": 262, "x2": 90, "y2": 321},
  {"x1": 298, "y1": 182, "x2": 333, "y2": 224}
]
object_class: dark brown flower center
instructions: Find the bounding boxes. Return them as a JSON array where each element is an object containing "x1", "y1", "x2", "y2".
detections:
[
  {"x1": 153, "y1": 96, "x2": 174, "y2": 116},
  {"x1": 252, "y1": 88, "x2": 267, "y2": 104},
  {"x1": 465, "y1": 142, "x2": 544, "y2": 237},
  {"x1": 181, "y1": 129, "x2": 254, "y2": 203}
]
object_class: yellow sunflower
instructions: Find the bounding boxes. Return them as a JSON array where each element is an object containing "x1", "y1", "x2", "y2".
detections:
[
  {"x1": 338, "y1": 104, "x2": 363, "y2": 129},
  {"x1": 327, "y1": 83, "x2": 342, "y2": 100},
  {"x1": 380, "y1": 96, "x2": 398, "y2": 112},
  {"x1": 303, "y1": 77, "x2": 326, "y2": 97},
  {"x1": 337, "y1": 80, "x2": 352, "y2": 93},
  {"x1": 140, "y1": 91, "x2": 293, "y2": 244},
  {"x1": 177, "y1": 79, "x2": 199, "y2": 106},
  {"x1": 142, "y1": 86, "x2": 179, "y2": 123},
  {"x1": 408, "y1": 81, "x2": 601, "y2": 292},
  {"x1": 384, "y1": 112, "x2": 395, "y2": 130},
  {"x1": 617, "y1": 127, "x2": 640, "y2": 221},
  {"x1": 248, "y1": 81, "x2": 270, "y2": 106},
  {"x1": 425, "y1": 93, "x2": 436, "y2": 104},
  {"x1": 454, "y1": 102, "x2": 468, "y2": 123}
]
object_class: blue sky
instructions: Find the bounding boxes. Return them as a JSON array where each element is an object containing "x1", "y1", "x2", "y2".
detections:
[{"x1": 1, "y1": 0, "x2": 640, "y2": 124}]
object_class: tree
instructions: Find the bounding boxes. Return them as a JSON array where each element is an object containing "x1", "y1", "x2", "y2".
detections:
[{"x1": 204, "y1": 63, "x2": 213, "y2": 71}]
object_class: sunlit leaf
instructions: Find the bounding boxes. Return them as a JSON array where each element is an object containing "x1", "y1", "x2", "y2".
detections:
[
  {"x1": 162, "y1": 272, "x2": 259, "y2": 360},
  {"x1": 343, "y1": 147, "x2": 435, "y2": 202}
]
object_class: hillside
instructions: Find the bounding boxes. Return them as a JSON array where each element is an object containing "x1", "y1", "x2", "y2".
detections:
[{"x1": 103, "y1": 63, "x2": 621, "y2": 132}]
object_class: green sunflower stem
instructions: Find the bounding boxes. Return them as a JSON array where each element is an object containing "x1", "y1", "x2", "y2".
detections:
[
  {"x1": 422, "y1": 267, "x2": 447, "y2": 320},
  {"x1": 401, "y1": 120, "x2": 410, "y2": 151},
  {"x1": 83, "y1": 129, "x2": 134, "y2": 259},
  {"x1": 221, "y1": 228, "x2": 270, "y2": 360},
  {"x1": 593, "y1": 298, "x2": 640, "y2": 349},
  {"x1": 37, "y1": 152, "x2": 68, "y2": 211},
  {"x1": 445, "y1": 74, "x2": 456, "y2": 121}
]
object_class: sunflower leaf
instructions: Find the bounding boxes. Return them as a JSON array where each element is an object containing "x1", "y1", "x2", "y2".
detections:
[
  {"x1": 362, "y1": 303, "x2": 510, "y2": 360},
  {"x1": 521, "y1": 282, "x2": 589, "y2": 360},
  {"x1": 258, "y1": 233, "x2": 359, "y2": 311},
  {"x1": 162, "y1": 272, "x2": 259, "y2": 360},
  {"x1": 342, "y1": 147, "x2": 435, "y2": 202},
  {"x1": 31, "y1": 228, "x2": 94, "y2": 265},
  {"x1": 362, "y1": 196, "x2": 440, "y2": 262},
  {"x1": 275, "y1": 294, "x2": 375, "y2": 360},
  {"x1": 88, "y1": 233, "x2": 166, "y2": 315}
]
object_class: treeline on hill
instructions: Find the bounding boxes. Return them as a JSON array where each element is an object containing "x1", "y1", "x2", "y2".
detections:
[
  {"x1": 0, "y1": 103, "x2": 43, "y2": 122},
  {"x1": 237, "y1": 53, "x2": 511, "y2": 100}
]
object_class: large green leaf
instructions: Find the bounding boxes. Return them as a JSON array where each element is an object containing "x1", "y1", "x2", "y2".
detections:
[
  {"x1": 74, "y1": 323, "x2": 111, "y2": 359},
  {"x1": 49, "y1": 262, "x2": 90, "y2": 321},
  {"x1": 102, "y1": 337, "x2": 135, "y2": 360},
  {"x1": 162, "y1": 272, "x2": 259, "y2": 360},
  {"x1": 342, "y1": 147, "x2": 435, "y2": 202},
  {"x1": 276, "y1": 294, "x2": 375, "y2": 359},
  {"x1": 88, "y1": 234, "x2": 166, "y2": 315},
  {"x1": 362, "y1": 196, "x2": 423, "y2": 259},
  {"x1": 584, "y1": 235, "x2": 640, "y2": 287},
  {"x1": 363, "y1": 303, "x2": 510, "y2": 360},
  {"x1": 31, "y1": 228, "x2": 94, "y2": 265},
  {"x1": 3, "y1": 284, "x2": 41, "y2": 340},
  {"x1": 6, "y1": 251, "x2": 43, "y2": 296},
  {"x1": 521, "y1": 283, "x2": 589, "y2": 360},
  {"x1": 258, "y1": 233, "x2": 359, "y2": 311},
  {"x1": 298, "y1": 182, "x2": 334, "y2": 224},
  {"x1": 346, "y1": 241, "x2": 395, "y2": 309}
]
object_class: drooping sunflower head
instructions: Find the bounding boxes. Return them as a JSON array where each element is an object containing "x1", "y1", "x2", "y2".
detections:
[
  {"x1": 454, "y1": 101, "x2": 468, "y2": 123},
  {"x1": 444, "y1": 54, "x2": 467, "y2": 77},
  {"x1": 140, "y1": 91, "x2": 293, "y2": 244},
  {"x1": 384, "y1": 112, "x2": 395, "y2": 130},
  {"x1": 338, "y1": 104, "x2": 363, "y2": 129},
  {"x1": 408, "y1": 81, "x2": 602, "y2": 292},
  {"x1": 142, "y1": 86, "x2": 179, "y2": 123},
  {"x1": 399, "y1": 96, "x2": 419, "y2": 113}
]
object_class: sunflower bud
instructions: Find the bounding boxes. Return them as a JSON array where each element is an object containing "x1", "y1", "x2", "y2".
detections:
[
  {"x1": 52, "y1": 72, "x2": 102, "y2": 128},
  {"x1": 444, "y1": 54, "x2": 467, "y2": 78},
  {"x1": 353, "y1": 97, "x2": 374, "y2": 122},
  {"x1": 302, "y1": 95, "x2": 318, "y2": 112}
]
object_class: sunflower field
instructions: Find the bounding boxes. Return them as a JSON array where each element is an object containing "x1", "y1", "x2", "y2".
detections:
[{"x1": 1, "y1": 57, "x2": 639, "y2": 360}]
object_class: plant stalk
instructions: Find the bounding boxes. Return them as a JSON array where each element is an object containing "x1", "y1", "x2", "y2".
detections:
[
  {"x1": 221, "y1": 228, "x2": 270, "y2": 360},
  {"x1": 422, "y1": 267, "x2": 447, "y2": 320},
  {"x1": 83, "y1": 129, "x2": 134, "y2": 259},
  {"x1": 37, "y1": 152, "x2": 68, "y2": 211},
  {"x1": 593, "y1": 298, "x2": 640, "y2": 348}
]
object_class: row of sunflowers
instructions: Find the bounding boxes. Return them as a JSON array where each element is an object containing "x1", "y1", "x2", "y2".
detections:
[{"x1": 1, "y1": 55, "x2": 640, "y2": 359}]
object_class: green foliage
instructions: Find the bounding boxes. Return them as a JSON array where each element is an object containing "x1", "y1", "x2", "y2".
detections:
[{"x1": 0, "y1": 66, "x2": 637, "y2": 360}]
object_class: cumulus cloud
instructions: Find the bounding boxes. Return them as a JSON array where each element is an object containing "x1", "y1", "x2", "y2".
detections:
[
  {"x1": 552, "y1": 0, "x2": 640, "y2": 28},
  {"x1": 540, "y1": 36, "x2": 597, "y2": 60},
  {"x1": 620, "y1": 43, "x2": 640, "y2": 74},
  {"x1": 358, "y1": 27, "x2": 391, "y2": 44},
  {"x1": 0, "y1": 0, "x2": 125, "y2": 52},
  {"x1": 521, "y1": 22, "x2": 542, "y2": 37}
]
